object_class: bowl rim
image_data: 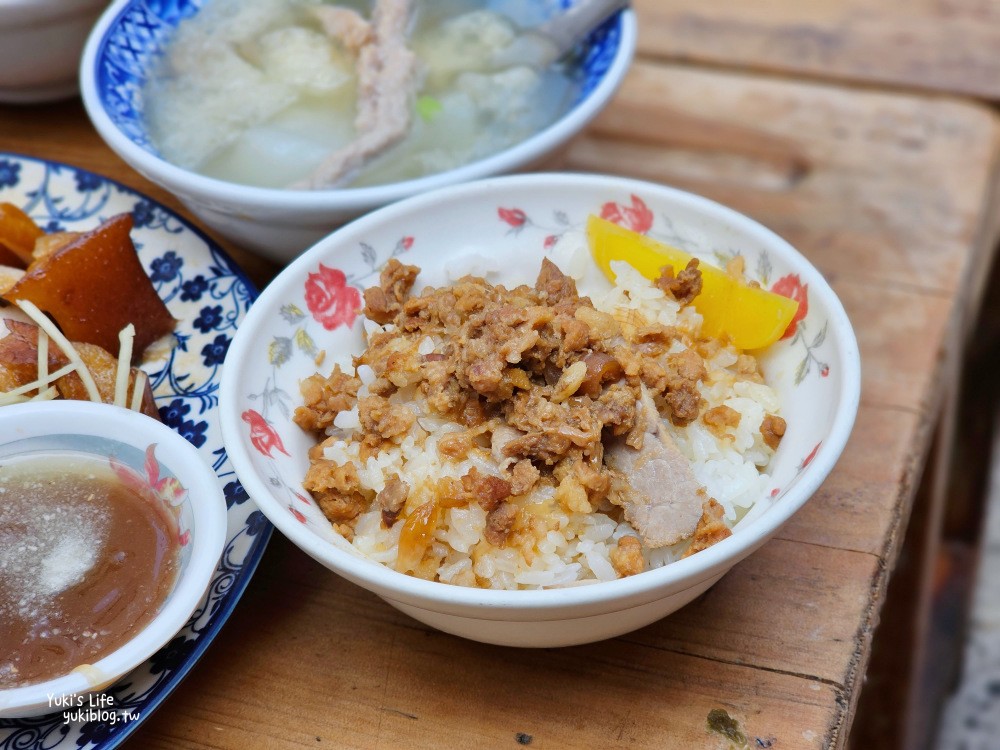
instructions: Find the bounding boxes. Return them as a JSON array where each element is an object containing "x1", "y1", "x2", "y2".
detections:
[
  {"x1": 219, "y1": 171, "x2": 862, "y2": 615},
  {"x1": 79, "y1": 0, "x2": 638, "y2": 213},
  {"x1": 0, "y1": 400, "x2": 228, "y2": 716}
]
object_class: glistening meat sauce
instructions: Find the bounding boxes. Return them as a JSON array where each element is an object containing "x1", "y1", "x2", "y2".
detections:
[{"x1": 0, "y1": 456, "x2": 179, "y2": 688}]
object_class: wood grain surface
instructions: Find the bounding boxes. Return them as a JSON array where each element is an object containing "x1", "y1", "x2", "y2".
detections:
[
  {"x1": 633, "y1": 0, "x2": 1000, "y2": 99},
  {"x1": 2, "y1": 50, "x2": 999, "y2": 749}
]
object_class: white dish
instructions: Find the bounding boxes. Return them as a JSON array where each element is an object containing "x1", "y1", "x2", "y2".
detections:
[
  {"x1": 220, "y1": 172, "x2": 861, "y2": 648},
  {"x1": 0, "y1": 402, "x2": 227, "y2": 718}
]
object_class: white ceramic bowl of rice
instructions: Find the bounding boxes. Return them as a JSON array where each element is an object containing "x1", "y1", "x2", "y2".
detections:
[{"x1": 219, "y1": 173, "x2": 861, "y2": 647}]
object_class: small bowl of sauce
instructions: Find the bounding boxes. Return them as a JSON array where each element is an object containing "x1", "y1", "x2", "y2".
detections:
[{"x1": 0, "y1": 401, "x2": 227, "y2": 718}]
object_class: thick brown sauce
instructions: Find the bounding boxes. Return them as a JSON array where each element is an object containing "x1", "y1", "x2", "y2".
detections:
[{"x1": 0, "y1": 455, "x2": 179, "y2": 688}]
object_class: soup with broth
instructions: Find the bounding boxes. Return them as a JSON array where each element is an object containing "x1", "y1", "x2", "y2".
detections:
[
  {"x1": 0, "y1": 456, "x2": 179, "y2": 688},
  {"x1": 143, "y1": 0, "x2": 580, "y2": 189}
]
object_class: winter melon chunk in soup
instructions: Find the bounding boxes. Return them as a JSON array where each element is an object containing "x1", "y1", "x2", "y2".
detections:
[{"x1": 142, "y1": 0, "x2": 580, "y2": 190}]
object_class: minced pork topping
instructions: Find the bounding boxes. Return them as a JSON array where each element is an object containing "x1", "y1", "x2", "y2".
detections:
[{"x1": 293, "y1": 257, "x2": 785, "y2": 582}]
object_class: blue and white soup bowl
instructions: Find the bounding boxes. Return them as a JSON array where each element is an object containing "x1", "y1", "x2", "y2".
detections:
[{"x1": 80, "y1": 0, "x2": 637, "y2": 261}]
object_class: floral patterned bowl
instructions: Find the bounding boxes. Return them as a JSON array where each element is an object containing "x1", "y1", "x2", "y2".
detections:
[
  {"x1": 219, "y1": 173, "x2": 861, "y2": 647},
  {"x1": 0, "y1": 401, "x2": 227, "y2": 717},
  {"x1": 79, "y1": 0, "x2": 637, "y2": 263}
]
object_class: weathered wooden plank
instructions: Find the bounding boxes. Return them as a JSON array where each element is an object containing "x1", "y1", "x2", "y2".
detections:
[
  {"x1": 778, "y1": 404, "x2": 923, "y2": 556},
  {"x1": 3, "y1": 52, "x2": 999, "y2": 750},
  {"x1": 131, "y1": 536, "x2": 842, "y2": 750},
  {"x1": 632, "y1": 0, "x2": 1000, "y2": 100},
  {"x1": 630, "y1": 538, "x2": 879, "y2": 684},
  {"x1": 566, "y1": 62, "x2": 1000, "y2": 301},
  {"x1": 831, "y1": 280, "x2": 952, "y2": 413}
]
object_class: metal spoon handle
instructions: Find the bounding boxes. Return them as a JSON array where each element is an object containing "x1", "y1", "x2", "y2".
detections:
[{"x1": 537, "y1": 0, "x2": 631, "y2": 60}]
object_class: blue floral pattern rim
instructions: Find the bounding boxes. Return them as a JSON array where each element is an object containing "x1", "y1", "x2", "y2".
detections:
[
  {"x1": 0, "y1": 153, "x2": 271, "y2": 750},
  {"x1": 95, "y1": 0, "x2": 624, "y2": 155}
]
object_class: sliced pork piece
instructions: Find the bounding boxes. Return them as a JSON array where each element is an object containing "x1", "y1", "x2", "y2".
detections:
[
  {"x1": 0, "y1": 309, "x2": 34, "y2": 391},
  {"x1": 605, "y1": 388, "x2": 704, "y2": 547},
  {"x1": 299, "y1": 0, "x2": 421, "y2": 189},
  {"x1": 310, "y1": 5, "x2": 373, "y2": 56}
]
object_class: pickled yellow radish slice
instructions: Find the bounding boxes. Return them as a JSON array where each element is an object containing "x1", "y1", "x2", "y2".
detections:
[{"x1": 586, "y1": 215, "x2": 799, "y2": 350}]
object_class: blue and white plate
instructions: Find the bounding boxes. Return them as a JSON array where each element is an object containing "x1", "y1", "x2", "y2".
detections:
[{"x1": 0, "y1": 153, "x2": 270, "y2": 749}]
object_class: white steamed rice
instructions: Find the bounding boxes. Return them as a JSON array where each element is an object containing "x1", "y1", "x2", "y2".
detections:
[{"x1": 320, "y1": 240, "x2": 780, "y2": 589}]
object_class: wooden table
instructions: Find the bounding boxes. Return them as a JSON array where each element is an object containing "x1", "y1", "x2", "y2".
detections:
[
  {"x1": 631, "y1": 0, "x2": 1000, "y2": 99},
  {"x1": 4, "y1": 8, "x2": 1000, "y2": 747}
]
